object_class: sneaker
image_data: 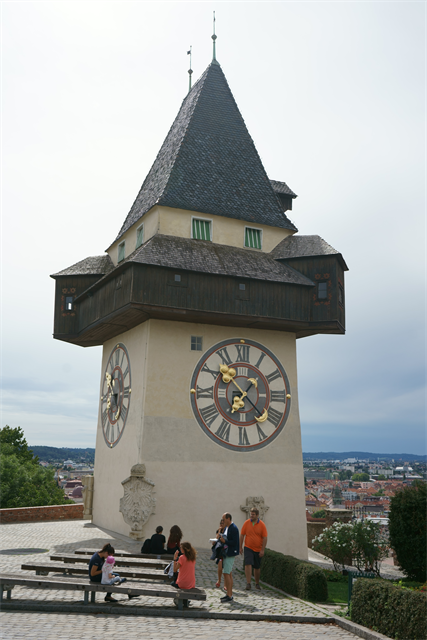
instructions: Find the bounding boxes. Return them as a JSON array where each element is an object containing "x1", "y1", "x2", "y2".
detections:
[
  {"x1": 255, "y1": 584, "x2": 261, "y2": 590},
  {"x1": 128, "y1": 594, "x2": 139, "y2": 600},
  {"x1": 120, "y1": 578, "x2": 127, "y2": 584},
  {"x1": 220, "y1": 595, "x2": 234, "y2": 603},
  {"x1": 104, "y1": 595, "x2": 117, "y2": 602},
  {"x1": 245, "y1": 583, "x2": 251, "y2": 590}
]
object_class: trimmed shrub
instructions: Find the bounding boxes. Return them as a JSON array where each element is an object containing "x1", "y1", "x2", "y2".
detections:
[
  {"x1": 259, "y1": 548, "x2": 328, "y2": 602},
  {"x1": 389, "y1": 481, "x2": 426, "y2": 582},
  {"x1": 351, "y1": 578, "x2": 427, "y2": 640}
]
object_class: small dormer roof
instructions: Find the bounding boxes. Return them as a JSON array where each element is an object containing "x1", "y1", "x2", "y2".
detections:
[
  {"x1": 114, "y1": 62, "x2": 296, "y2": 245},
  {"x1": 270, "y1": 180, "x2": 297, "y2": 198},
  {"x1": 271, "y1": 234, "x2": 349, "y2": 271}
]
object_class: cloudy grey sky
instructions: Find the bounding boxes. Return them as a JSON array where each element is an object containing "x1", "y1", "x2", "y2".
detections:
[{"x1": 1, "y1": 2, "x2": 425, "y2": 453}]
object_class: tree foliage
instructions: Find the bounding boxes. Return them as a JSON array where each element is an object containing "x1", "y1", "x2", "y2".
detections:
[
  {"x1": 0, "y1": 426, "x2": 68, "y2": 509},
  {"x1": 388, "y1": 481, "x2": 426, "y2": 582},
  {"x1": 313, "y1": 520, "x2": 389, "y2": 575},
  {"x1": 312, "y1": 509, "x2": 326, "y2": 518},
  {"x1": 352, "y1": 472, "x2": 370, "y2": 482},
  {"x1": 0, "y1": 426, "x2": 37, "y2": 464}
]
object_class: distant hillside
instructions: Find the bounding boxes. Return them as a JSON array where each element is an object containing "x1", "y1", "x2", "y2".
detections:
[
  {"x1": 303, "y1": 451, "x2": 427, "y2": 462},
  {"x1": 30, "y1": 446, "x2": 95, "y2": 465}
]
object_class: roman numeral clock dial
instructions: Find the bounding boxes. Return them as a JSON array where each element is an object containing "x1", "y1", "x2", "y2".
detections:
[
  {"x1": 100, "y1": 343, "x2": 131, "y2": 448},
  {"x1": 190, "y1": 339, "x2": 291, "y2": 451}
]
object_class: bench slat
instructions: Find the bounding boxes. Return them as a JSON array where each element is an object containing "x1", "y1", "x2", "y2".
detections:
[
  {"x1": 50, "y1": 553, "x2": 166, "y2": 569},
  {"x1": 0, "y1": 573, "x2": 206, "y2": 601},
  {"x1": 74, "y1": 548, "x2": 172, "y2": 560},
  {"x1": 21, "y1": 563, "x2": 168, "y2": 581}
]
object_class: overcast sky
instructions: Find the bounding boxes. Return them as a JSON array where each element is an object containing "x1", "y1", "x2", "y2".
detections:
[{"x1": 1, "y1": 2, "x2": 425, "y2": 454}]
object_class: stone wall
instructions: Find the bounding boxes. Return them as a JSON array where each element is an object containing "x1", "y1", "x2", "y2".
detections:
[
  {"x1": 307, "y1": 521, "x2": 327, "y2": 548},
  {"x1": 0, "y1": 504, "x2": 84, "y2": 524}
]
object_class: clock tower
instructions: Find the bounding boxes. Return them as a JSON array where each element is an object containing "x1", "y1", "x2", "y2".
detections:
[{"x1": 51, "y1": 56, "x2": 348, "y2": 558}]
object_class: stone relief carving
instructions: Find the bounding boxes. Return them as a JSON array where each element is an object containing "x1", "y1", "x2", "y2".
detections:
[
  {"x1": 119, "y1": 464, "x2": 156, "y2": 540},
  {"x1": 240, "y1": 496, "x2": 269, "y2": 521},
  {"x1": 82, "y1": 475, "x2": 94, "y2": 520}
]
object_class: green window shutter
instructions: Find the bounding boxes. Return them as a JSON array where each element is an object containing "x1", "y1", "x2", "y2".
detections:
[
  {"x1": 136, "y1": 225, "x2": 144, "y2": 248},
  {"x1": 118, "y1": 242, "x2": 125, "y2": 262},
  {"x1": 245, "y1": 228, "x2": 261, "y2": 249},
  {"x1": 192, "y1": 219, "x2": 211, "y2": 241}
]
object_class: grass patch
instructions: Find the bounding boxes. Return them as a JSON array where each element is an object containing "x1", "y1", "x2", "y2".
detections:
[{"x1": 327, "y1": 581, "x2": 348, "y2": 603}]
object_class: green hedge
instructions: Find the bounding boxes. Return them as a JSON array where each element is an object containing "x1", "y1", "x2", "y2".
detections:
[
  {"x1": 258, "y1": 548, "x2": 328, "y2": 602},
  {"x1": 351, "y1": 578, "x2": 427, "y2": 639}
]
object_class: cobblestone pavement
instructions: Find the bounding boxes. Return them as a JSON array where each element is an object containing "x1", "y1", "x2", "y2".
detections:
[
  {"x1": 0, "y1": 612, "x2": 362, "y2": 640},
  {"x1": 0, "y1": 521, "x2": 364, "y2": 639},
  {"x1": 0, "y1": 521, "x2": 331, "y2": 616}
]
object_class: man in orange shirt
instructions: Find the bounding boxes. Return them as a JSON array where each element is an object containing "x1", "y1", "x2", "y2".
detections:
[{"x1": 239, "y1": 507, "x2": 268, "y2": 590}]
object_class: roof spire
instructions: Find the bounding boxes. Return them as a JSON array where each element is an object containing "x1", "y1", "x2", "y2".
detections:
[
  {"x1": 187, "y1": 46, "x2": 193, "y2": 92},
  {"x1": 212, "y1": 11, "x2": 217, "y2": 62}
]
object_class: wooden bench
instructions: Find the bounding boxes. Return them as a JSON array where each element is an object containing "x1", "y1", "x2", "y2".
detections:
[
  {"x1": 50, "y1": 553, "x2": 166, "y2": 570},
  {"x1": 74, "y1": 548, "x2": 173, "y2": 561},
  {"x1": 0, "y1": 573, "x2": 206, "y2": 610},
  {"x1": 21, "y1": 562, "x2": 168, "y2": 581}
]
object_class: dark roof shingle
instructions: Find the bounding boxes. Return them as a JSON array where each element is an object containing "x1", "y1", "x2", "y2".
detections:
[
  {"x1": 270, "y1": 179, "x2": 297, "y2": 197},
  {"x1": 271, "y1": 235, "x2": 349, "y2": 270},
  {"x1": 114, "y1": 62, "x2": 297, "y2": 243},
  {"x1": 51, "y1": 255, "x2": 114, "y2": 277},
  {"x1": 125, "y1": 234, "x2": 313, "y2": 285}
]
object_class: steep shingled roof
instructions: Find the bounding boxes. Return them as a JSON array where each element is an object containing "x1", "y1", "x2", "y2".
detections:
[
  {"x1": 271, "y1": 235, "x2": 349, "y2": 271},
  {"x1": 124, "y1": 234, "x2": 313, "y2": 286},
  {"x1": 115, "y1": 62, "x2": 296, "y2": 243}
]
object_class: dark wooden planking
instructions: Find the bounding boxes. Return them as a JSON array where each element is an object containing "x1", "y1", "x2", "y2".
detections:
[{"x1": 53, "y1": 258, "x2": 346, "y2": 346}]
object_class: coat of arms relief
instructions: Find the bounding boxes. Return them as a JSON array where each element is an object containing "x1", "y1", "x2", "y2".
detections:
[{"x1": 119, "y1": 464, "x2": 156, "y2": 540}]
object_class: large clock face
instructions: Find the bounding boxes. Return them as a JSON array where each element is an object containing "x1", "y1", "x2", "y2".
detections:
[
  {"x1": 190, "y1": 338, "x2": 291, "y2": 451},
  {"x1": 100, "y1": 343, "x2": 131, "y2": 447}
]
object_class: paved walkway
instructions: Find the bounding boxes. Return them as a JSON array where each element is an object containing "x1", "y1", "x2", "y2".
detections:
[
  {"x1": 0, "y1": 520, "x2": 384, "y2": 640},
  {"x1": 0, "y1": 612, "x2": 365, "y2": 640}
]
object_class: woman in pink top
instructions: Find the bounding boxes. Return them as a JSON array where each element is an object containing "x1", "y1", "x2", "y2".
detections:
[{"x1": 173, "y1": 541, "x2": 197, "y2": 607}]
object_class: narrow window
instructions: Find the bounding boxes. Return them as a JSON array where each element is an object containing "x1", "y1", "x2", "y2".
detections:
[
  {"x1": 136, "y1": 224, "x2": 144, "y2": 249},
  {"x1": 239, "y1": 283, "x2": 246, "y2": 291},
  {"x1": 317, "y1": 282, "x2": 328, "y2": 299},
  {"x1": 192, "y1": 218, "x2": 211, "y2": 241},
  {"x1": 191, "y1": 336, "x2": 203, "y2": 351},
  {"x1": 174, "y1": 274, "x2": 181, "y2": 282},
  {"x1": 118, "y1": 241, "x2": 125, "y2": 263},
  {"x1": 245, "y1": 227, "x2": 262, "y2": 250},
  {"x1": 65, "y1": 296, "x2": 73, "y2": 311}
]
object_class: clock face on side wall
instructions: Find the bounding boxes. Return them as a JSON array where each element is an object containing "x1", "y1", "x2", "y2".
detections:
[
  {"x1": 100, "y1": 343, "x2": 131, "y2": 447},
  {"x1": 190, "y1": 338, "x2": 291, "y2": 451}
]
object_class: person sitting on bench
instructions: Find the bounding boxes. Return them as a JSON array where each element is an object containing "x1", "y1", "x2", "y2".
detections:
[
  {"x1": 89, "y1": 543, "x2": 117, "y2": 602},
  {"x1": 141, "y1": 525, "x2": 166, "y2": 554},
  {"x1": 101, "y1": 556, "x2": 127, "y2": 586},
  {"x1": 172, "y1": 541, "x2": 197, "y2": 608},
  {"x1": 165, "y1": 525, "x2": 183, "y2": 555}
]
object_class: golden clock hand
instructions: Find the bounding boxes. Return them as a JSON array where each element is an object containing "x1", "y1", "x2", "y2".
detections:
[
  {"x1": 255, "y1": 408, "x2": 268, "y2": 423},
  {"x1": 229, "y1": 377, "x2": 245, "y2": 395},
  {"x1": 232, "y1": 378, "x2": 259, "y2": 414}
]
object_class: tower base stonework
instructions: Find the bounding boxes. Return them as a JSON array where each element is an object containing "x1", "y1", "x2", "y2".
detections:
[{"x1": 92, "y1": 319, "x2": 308, "y2": 559}]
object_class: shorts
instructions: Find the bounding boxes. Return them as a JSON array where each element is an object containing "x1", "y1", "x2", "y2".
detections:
[
  {"x1": 244, "y1": 547, "x2": 261, "y2": 570},
  {"x1": 222, "y1": 555, "x2": 236, "y2": 574}
]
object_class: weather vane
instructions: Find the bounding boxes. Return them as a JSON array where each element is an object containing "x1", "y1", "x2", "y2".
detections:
[
  {"x1": 187, "y1": 46, "x2": 193, "y2": 92},
  {"x1": 212, "y1": 11, "x2": 217, "y2": 62}
]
